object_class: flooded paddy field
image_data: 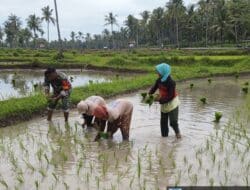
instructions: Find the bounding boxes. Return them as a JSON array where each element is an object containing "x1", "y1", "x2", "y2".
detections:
[
  {"x1": 0, "y1": 69, "x2": 128, "y2": 100},
  {"x1": 0, "y1": 76, "x2": 249, "y2": 190}
]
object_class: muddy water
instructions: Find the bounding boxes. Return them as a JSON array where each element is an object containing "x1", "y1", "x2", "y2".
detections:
[
  {"x1": 0, "y1": 69, "x2": 124, "y2": 100},
  {"x1": 0, "y1": 76, "x2": 249, "y2": 189}
]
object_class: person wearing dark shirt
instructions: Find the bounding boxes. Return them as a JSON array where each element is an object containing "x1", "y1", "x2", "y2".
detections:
[
  {"x1": 149, "y1": 63, "x2": 181, "y2": 139},
  {"x1": 43, "y1": 68, "x2": 72, "y2": 122}
]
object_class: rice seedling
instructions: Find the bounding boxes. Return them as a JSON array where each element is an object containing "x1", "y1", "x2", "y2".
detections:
[
  {"x1": 242, "y1": 87, "x2": 248, "y2": 94},
  {"x1": 44, "y1": 153, "x2": 50, "y2": 165},
  {"x1": 190, "y1": 83, "x2": 194, "y2": 89},
  {"x1": 52, "y1": 172, "x2": 59, "y2": 183},
  {"x1": 190, "y1": 174, "x2": 198, "y2": 185},
  {"x1": 200, "y1": 97, "x2": 207, "y2": 104},
  {"x1": 63, "y1": 182, "x2": 69, "y2": 190},
  {"x1": 214, "y1": 112, "x2": 223, "y2": 122},
  {"x1": 39, "y1": 168, "x2": 47, "y2": 178},
  {"x1": 175, "y1": 170, "x2": 182, "y2": 186},
  {"x1": 140, "y1": 92, "x2": 147, "y2": 99},
  {"x1": 36, "y1": 148, "x2": 43, "y2": 162},
  {"x1": 235, "y1": 73, "x2": 239, "y2": 79},
  {"x1": 0, "y1": 178, "x2": 8, "y2": 189},
  {"x1": 244, "y1": 176, "x2": 249, "y2": 186},
  {"x1": 183, "y1": 156, "x2": 188, "y2": 165},
  {"x1": 209, "y1": 178, "x2": 214, "y2": 186},
  {"x1": 198, "y1": 157, "x2": 202, "y2": 169},
  {"x1": 16, "y1": 174, "x2": 24, "y2": 184},
  {"x1": 188, "y1": 164, "x2": 192, "y2": 174},
  {"x1": 244, "y1": 82, "x2": 249, "y2": 86},
  {"x1": 35, "y1": 180, "x2": 39, "y2": 190},
  {"x1": 129, "y1": 176, "x2": 135, "y2": 189},
  {"x1": 23, "y1": 159, "x2": 35, "y2": 172},
  {"x1": 211, "y1": 152, "x2": 216, "y2": 164},
  {"x1": 77, "y1": 159, "x2": 83, "y2": 176},
  {"x1": 137, "y1": 152, "x2": 142, "y2": 178},
  {"x1": 95, "y1": 176, "x2": 100, "y2": 189},
  {"x1": 206, "y1": 169, "x2": 209, "y2": 177},
  {"x1": 208, "y1": 78, "x2": 212, "y2": 84}
]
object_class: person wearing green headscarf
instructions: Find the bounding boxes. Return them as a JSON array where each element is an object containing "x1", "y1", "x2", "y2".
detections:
[{"x1": 148, "y1": 63, "x2": 181, "y2": 139}]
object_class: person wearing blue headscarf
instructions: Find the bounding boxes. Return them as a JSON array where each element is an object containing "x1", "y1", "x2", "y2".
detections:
[{"x1": 148, "y1": 63, "x2": 181, "y2": 139}]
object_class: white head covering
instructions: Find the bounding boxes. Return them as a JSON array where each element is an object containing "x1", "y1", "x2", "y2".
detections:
[{"x1": 77, "y1": 100, "x2": 88, "y2": 114}]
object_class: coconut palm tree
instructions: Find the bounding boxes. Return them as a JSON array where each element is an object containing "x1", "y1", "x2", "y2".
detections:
[
  {"x1": 4, "y1": 14, "x2": 22, "y2": 47},
  {"x1": 104, "y1": 12, "x2": 118, "y2": 48},
  {"x1": 41, "y1": 6, "x2": 55, "y2": 43},
  {"x1": 166, "y1": 0, "x2": 186, "y2": 48},
  {"x1": 26, "y1": 14, "x2": 43, "y2": 47}
]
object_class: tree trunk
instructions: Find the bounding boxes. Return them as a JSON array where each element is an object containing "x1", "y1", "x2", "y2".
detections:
[
  {"x1": 111, "y1": 24, "x2": 114, "y2": 49},
  {"x1": 234, "y1": 24, "x2": 238, "y2": 44},
  {"x1": 47, "y1": 21, "x2": 50, "y2": 44},
  {"x1": 54, "y1": 0, "x2": 63, "y2": 57},
  {"x1": 176, "y1": 17, "x2": 179, "y2": 49}
]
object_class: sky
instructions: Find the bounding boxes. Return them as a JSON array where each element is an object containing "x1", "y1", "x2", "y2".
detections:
[{"x1": 0, "y1": 0, "x2": 199, "y2": 41}]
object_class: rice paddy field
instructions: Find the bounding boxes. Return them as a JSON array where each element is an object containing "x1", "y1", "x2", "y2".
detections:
[{"x1": 0, "y1": 75, "x2": 249, "y2": 190}]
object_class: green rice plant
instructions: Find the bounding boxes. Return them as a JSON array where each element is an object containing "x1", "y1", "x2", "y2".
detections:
[
  {"x1": 148, "y1": 152, "x2": 152, "y2": 171},
  {"x1": 200, "y1": 97, "x2": 207, "y2": 104},
  {"x1": 52, "y1": 172, "x2": 59, "y2": 183},
  {"x1": 95, "y1": 177, "x2": 100, "y2": 189},
  {"x1": 198, "y1": 157, "x2": 202, "y2": 169},
  {"x1": 244, "y1": 82, "x2": 249, "y2": 86},
  {"x1": 35, "y1": 180, "x2": 39, "y2": 190},
  {"x1": 206, "y1": 169, "x2": 209, "y2": 177},
  {"x1": 129, "y1": 176, "x2": 135, "y2": 189},
  {"x1": 36, "y1": 148, "x2": 43, "y2": 162},
  {"x1": 235, "y1": 73, "x2": 239, "y2": 79},
  {"x1": 190, "y1": 83, "x2": 194, "y2": 89},
  {"x1": 175, "y1": 170, "x2": 182, "y2": 187},
  {"x1": 183, "y1": 156, "x2": 188, "y2": 165},
  {"x1": 0, "y1": 178, "x2": 8, "y2": 189},
  {"x1": 209, "y1": 178, "x2": 214, "y2": 186},
  {"x1": 16, "y1": 174, "x2": 24, "y2": 184},
  {"x1": 212, "y1": 152, "x2": 216, "y2": 164},
  {"x1": 140, "y1": 92, "x2": 147, "y2": 99},
  {"x1": 23, "y1": 159, "x2": 35, "y2": 172},
  {"x1": 214, "y1": 112, "x2": 223, "y2": 122},
  {"x1": 244, "y1": 176, "x2": 249, "y2": 186},
  {"x1": 190, "y1": 174, "x2": 198, "y2": 185},
  {"x1": 77, "y1": 159, "x2": 83, "y2": 176},
  {"x1": 39, "y1": 168, "x2": 47, "y2": 178},
  {"x1": 137, "y1": 152, "x2": 141, "y2": 178},
  {"x1": 44, "y1": 154, "x2": 50, "y2": 165},
  {"x1": 188, "y1": 164, "x2": 192, "y2": 174},
  {"x1": 86, "y1": 172, "x2": 90, "y2": 184},
  {"x1": 242, "y1": 87, "x2": 248, "y2": 94},
  {"x1": 208, "y1": 78, "x2": 212, "y2": 84},
  {"x1": 63, "y1": 182, "x2": 69, "y2": 190}
]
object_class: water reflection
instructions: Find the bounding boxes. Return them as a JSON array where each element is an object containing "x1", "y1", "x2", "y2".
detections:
[{"x1": 0, "y1": 69, "x2": 123, "y2": 100}]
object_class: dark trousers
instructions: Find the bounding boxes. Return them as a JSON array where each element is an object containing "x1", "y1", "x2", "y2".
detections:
[
  {"x1": 160, "y1": 107, "x2": 180, "y2": 137},
  {"x1": 82, "y1": 114, "x2": 94, "y2": 127}
]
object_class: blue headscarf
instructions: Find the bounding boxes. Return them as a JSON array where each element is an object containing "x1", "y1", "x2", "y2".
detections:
[{"x1": 156, "y1": 63, "x2": 171, "y2": 82}]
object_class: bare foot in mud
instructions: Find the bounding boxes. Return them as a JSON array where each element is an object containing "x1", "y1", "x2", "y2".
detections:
[{"x1": 176, "y1": 133, "x2": 182, "y2": 139}]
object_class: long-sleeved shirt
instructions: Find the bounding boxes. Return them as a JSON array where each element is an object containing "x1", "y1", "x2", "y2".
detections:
[
  {"x1": 107, "y1": 99, "x2": 133, "y2": 122},
  {"x1": 44, "y1": 71, "x2": 72, "y2": 96},
  {"x1": 149, "y1": 76, "x2": 177, "y2": 104}
]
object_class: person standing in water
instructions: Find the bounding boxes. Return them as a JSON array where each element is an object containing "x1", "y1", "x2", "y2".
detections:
[
  {"x1": 149, "y1": 63, "x2": 181, "y2": 139},
  {"x1": 92, "y1": 99, "x2": 133, "y2": 141},
  {"x1": 43, "y1": 68, "x2": 72, "y2": 122},
  {"x1": 77, "y1": 96, "x2": 106, "y2": 128}
]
